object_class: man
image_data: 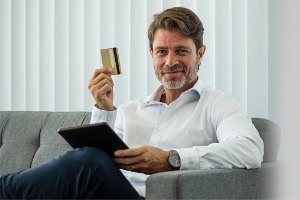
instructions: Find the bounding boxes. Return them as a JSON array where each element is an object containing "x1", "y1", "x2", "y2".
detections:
[{"x1": 0, "y1": 7, "x2": 263, "y2": 199}]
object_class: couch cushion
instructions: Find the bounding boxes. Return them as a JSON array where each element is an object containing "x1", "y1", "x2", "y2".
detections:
[{"x1": 0, "y1": 111, "x2": 91, "y2": 176}]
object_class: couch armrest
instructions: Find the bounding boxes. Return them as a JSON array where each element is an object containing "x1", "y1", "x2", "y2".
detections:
[{"x1": 146, "y1": 162, "x2": 282, "y2": 199}]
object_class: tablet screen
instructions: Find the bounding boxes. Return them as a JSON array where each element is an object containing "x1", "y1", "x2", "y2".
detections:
[{"x1": 58, "y1": 122, "x2": 129, "y2": 158}]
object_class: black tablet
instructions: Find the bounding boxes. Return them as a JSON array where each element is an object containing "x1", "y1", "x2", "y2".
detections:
[{"x1": 58, "y1": 122, "x2": 129, "y2": 158}]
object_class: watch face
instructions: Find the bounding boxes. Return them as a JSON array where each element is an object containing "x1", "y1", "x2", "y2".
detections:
[
  {"x1": 170, "y1": 154, "x2": 181, "y2": 167},
  {"x1": 169, "y1": 151, "x2": 181, "y2": 169}
]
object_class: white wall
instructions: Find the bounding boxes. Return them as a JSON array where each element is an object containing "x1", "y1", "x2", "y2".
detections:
[{"x1": 268, "y1": 0, "x2": 300, "y2": 198}]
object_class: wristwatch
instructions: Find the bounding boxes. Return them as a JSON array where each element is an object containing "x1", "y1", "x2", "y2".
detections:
[{"x1": 167, "y1": 150, "x2": 181, "y2": 170}]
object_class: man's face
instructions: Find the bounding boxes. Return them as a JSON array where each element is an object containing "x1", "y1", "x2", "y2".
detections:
[{"x1": 150, "y1": 29, "x2": 205, "y2": 90}]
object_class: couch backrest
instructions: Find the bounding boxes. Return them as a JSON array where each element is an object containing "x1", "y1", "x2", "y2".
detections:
[
  {"x1": 0, "y1": 112, "x2": 281, "y2": 176},
  {"x1": 0, "y1": 111, "x2": 91, "y2": 176}
]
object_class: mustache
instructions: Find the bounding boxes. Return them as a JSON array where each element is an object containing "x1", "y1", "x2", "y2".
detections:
[{"x1": 161, "y1": 64, "x2": 184, "y2": 73}]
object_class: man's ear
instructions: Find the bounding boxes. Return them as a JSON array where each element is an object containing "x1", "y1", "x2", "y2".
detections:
[
  {"x1": 198, "y1": 45, "x2": 206, "y2": 64},
  {"x1": 149, "y1": 48, "x2": 153, "y2": 57}
]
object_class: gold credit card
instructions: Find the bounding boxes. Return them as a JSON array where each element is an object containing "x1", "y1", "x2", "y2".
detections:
[{"x1": 100, "y1": 47, "x2": 121, "y2": 75}]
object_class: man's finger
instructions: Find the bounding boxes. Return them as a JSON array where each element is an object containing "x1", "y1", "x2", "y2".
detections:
[
  {"x1": 114, "y1": 147, "x2": 144, "y2": 157},
  {"x1": 88, "y1": 68, "x2": 113, "y2": 83}
]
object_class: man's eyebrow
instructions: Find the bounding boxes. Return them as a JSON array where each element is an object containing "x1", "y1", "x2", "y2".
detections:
[
  {"x1": 175, "y1": 45, "x2": 191, "y2": 50},
  {"x1": 154, "y1": 45, "x2": 191, "y2": 50},
  {"x1": 154, "y1": 46, "x2": 167, "y2": 50}
]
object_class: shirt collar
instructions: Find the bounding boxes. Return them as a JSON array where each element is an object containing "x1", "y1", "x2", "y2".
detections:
[{"x1": 144, "y1": 77, "x2": 209, "y2": 106}]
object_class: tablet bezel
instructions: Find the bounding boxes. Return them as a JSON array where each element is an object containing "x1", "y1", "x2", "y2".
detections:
[{"x1": 58, "y1": 122, "x2": 129, "y2": 158}]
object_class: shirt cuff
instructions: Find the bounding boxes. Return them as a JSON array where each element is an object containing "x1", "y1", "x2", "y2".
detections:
[
  {"x1": 90, "y1": 105, "x2": 117, "y2": 128},
  {"x1": 176, "y1": 147, "x2": 210, "y2": 170},
  {"x1": 176, "y1": 148, "x2": 195, "y2": 170}
]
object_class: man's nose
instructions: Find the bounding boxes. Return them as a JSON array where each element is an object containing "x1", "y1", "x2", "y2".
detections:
[{"x1": 165, "y1": 52, "x2": 178, "y2": 66}]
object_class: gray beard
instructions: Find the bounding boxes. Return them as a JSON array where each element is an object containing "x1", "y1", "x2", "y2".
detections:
[{"x1": 161, "y1": 78, "x2": 188, "y2": 89}]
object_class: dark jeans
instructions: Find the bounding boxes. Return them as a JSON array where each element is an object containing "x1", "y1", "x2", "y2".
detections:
[{"x1": 0, "y1": 147, "x2": 142, "y2": 199}]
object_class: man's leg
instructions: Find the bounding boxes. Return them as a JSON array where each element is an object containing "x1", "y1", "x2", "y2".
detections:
[{"x1": 0, "y1": 147, "x2": 142, "y2": 199}]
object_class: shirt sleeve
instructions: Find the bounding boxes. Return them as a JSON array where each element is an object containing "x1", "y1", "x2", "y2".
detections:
[
  {"x1": 177, "y1": 95, "x2": 264, "y2": 170},
  {"x1": 90, "y1": 105, "x2": 117, "y2": 128}
]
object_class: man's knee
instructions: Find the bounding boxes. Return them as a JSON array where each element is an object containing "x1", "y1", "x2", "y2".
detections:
[{"x1": 64, "y1": 147, "x2": 114, "y2": 171}]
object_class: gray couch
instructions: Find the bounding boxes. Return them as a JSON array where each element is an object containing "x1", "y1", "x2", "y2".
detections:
[{"x1": 0, "y1": 111, "x2": 281, "y2": 199}]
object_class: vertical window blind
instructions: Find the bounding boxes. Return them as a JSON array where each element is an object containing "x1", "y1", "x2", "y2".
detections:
[{"x1": 0, "y1": 0, "x2": 268, "y2": 118}]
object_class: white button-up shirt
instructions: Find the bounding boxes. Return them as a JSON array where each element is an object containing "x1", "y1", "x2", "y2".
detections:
[{"x1": 90, "y1": 79, "x2": 264, "y2": 196}]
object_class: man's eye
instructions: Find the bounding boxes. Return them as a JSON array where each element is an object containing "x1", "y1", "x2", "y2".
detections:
[
  {"x1": 176, "y1": 49, "x2": 188, "y2": 54},
  {"x1": 156, "y1": 50, "x2": 167, "y2": 55}
]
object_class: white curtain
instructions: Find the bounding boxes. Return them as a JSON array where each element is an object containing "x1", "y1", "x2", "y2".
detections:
[{"x1": 0, "y1": 0, "x2": 268, "y2": 118}]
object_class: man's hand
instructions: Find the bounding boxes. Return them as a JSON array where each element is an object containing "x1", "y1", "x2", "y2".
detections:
[
  {"x1": 88, "y1": 68, "x2": 114, "y2": 111},
  {"x1": 113, "y1": 145, "x2": 172, "y2": 175}
]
